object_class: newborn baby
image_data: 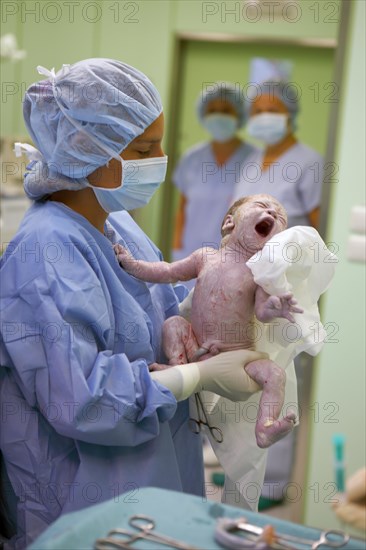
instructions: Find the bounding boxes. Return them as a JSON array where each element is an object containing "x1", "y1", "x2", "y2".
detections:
[{"x1": 115, "y1": 194, "x2": 303, "y2": 448}]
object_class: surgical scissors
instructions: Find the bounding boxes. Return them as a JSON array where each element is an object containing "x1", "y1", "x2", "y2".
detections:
[
  {"x1": 188, "y1": 392, "x2": 223, "y2": 443},
  {"x1": 94, "y1": 514, "x2": 201, "y2": 550},
  {"x1": 215, "y1": 518, "x2": 350, "y2": 549}
]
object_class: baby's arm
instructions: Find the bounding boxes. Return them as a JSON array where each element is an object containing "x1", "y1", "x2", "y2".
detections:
[
  {"x1": 254, "y1": 285, "x2": 303, "y2": 323},
  {"x1": 114, "y1": 244, "x2": 201, "y2": 283}
]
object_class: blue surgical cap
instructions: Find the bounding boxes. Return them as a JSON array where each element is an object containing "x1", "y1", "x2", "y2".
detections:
[
  {"x1": 196, "y1": 81, "x2": 248, "y2": 128},
  {"x1": 22, "y1": 58, "x2": 162, "y2": 200},
  {"x1": 247, "y1": 81, "x2": 300, "y2": 130}
]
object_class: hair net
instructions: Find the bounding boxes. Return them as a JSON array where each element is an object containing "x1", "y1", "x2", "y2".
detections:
[
  {"x1": 196, "y1": 81, "x2": 248, "y2": 128},
  {"x1": 20, "y1": 58, "x2": 163, "y2": 200},
  {"x1": 247, "y1": 80, "x2": 300, "y2": 130}
]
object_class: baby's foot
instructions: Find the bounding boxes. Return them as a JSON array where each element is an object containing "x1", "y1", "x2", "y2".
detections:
[{"x1": 256, "y1": 411, "x2": 297, "y2": 449}]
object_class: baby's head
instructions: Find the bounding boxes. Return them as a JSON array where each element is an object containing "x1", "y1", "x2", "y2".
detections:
[{"x1": 221, "y1": 194, "x2": 287, "y2": 253}]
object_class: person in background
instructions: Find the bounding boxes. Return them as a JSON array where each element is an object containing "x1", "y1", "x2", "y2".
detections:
[
  {"x1": 232, "y1": 80, "x2": 324, "y2": 508},
  {"x1": 232, "y1": 80, "x2": 323, "y2": 229},
  {"x1": 172, "y1": 82, "x2": 259, "y2": 289},
  {"x1": 0, "y1": 59, "x2": 262, "y2": 548}
]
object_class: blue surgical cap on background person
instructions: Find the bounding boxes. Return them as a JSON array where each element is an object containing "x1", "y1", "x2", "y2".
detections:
[
  {"x1": 22, "y1": 58, "x2": 163, "y2": 200},
  {"x1": 196, "y1": 81, "x2": 248, "y2": 129},
  {"x1": 246, "y1": 80, "x2": 300, "y2": 130}
]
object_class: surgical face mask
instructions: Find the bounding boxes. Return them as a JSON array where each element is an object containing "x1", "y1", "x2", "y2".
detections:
[
  {"x1": 203, "y1": 114, "x2": 238, "y2": 143},
  {"x1": 247, "y1": 113, "x2": 288, "y2": 145},
  {"x1": 88, "y1": 156, "x2": 168, "y2": 212}
]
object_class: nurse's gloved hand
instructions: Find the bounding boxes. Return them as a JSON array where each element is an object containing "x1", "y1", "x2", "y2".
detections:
[
  {"x1": 198, "y1": 349, "x2": 265, "y2": 401},
  {"x1": 150, "y1": 349, "x2": 265, "y2": 402}
]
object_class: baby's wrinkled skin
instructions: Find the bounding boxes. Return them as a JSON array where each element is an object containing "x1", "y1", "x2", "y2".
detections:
[{"x1": 115, "y1": 194, "x2": 303, "y2": 448}]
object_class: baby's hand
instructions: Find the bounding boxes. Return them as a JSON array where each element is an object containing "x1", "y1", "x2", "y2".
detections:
[
  {"x1": 114, "y1": 243, "x2": 136, "y2": 271},
  {"x1": 263, "y1": 292, "x2": 304, "y2": 323}
]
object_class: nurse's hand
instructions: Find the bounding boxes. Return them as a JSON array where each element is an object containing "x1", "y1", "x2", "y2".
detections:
[
  {"x1": 332, "y1": 467, "x2": 366, "y2": 532},
  {"x1": 198, "y1": 349, "x2": 265, "y2": 401},
  {"x1": 150, "y1": 349, "x2": 266, "y2": 402}
]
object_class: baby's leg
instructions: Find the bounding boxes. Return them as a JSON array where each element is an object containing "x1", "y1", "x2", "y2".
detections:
[
  {"x1": 245, "y1": 359, "x2": 296, "y2": 449},
  {"x1": 162, "y1": 316, "x2": 200, "y2": 365}
]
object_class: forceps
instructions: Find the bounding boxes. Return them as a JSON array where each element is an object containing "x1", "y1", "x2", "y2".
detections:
[
  {"x1": 277, "y1": 529, "x2": 350, "y2": 549},
  {"x1": 188, "y1": 392, "x2": 223, "y2": 443},
  {"x1": 94, "y1": 514, "x2": 201, "y2": 550},
  {"x1": 215, "y1": 517, "x2": 350, "y2": 549}
]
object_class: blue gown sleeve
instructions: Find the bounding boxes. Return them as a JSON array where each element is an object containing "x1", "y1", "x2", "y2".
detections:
[{"x1": 1, "y1": 259, "x2": 177, "y2": 447}]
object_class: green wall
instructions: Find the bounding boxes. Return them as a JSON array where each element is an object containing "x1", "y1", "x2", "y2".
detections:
[
  {"x1": 174, "y1": 0, "x2": 340, "y2": 39},
  {"x1": 304, "y1": 0, "x2": 366, "y2": 534}
]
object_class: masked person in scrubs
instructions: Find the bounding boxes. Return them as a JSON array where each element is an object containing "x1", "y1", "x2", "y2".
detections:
[
  {"x1": 232, "y1": 80, "x2": 324, "y2": 508},
  {"x1": 0, "y1": 59, "x2": 263, "y2": 548},
  {"x1": 232, "y1": 80, "x2": 323, "y2": 229},
  {"x1": 172, "y1": 82, "x2": 259, "y2": 289}
]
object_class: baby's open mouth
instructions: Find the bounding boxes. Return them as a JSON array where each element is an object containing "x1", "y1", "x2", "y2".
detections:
[{"x1": 255, "y1": 217, "x2": 275, "y2": 237}]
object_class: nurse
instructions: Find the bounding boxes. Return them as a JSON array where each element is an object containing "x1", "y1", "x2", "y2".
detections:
[
  {"x1": 232, "y1": 80, "x2": 323, "y2": 228},
  {"x1": 0, "y1": 59, "x2": 262, "y2": 548},
  {"x1": 172, "y1": 82, "x2": 259, "y2": 288}
]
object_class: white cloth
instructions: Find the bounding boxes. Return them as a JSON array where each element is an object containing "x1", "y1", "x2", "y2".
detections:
[{"x1": 196, "y1": 226, "x2": 337, "y2": 510}]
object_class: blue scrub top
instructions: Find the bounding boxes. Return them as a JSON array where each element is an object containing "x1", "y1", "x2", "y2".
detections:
[
  {"x1": 0, "y1": 201, "x2": 204, "y2": 549},
  {"x1": 173, "y1": 141, "x2": 259, "y2": 254},
  {"x1": 232, "y1": 142, "x2": 324, "y2": 227}
]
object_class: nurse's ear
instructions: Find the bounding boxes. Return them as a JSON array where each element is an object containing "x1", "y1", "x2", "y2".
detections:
[{"x1": 221, "y1": 214, "x2": 235, "y2": 234}]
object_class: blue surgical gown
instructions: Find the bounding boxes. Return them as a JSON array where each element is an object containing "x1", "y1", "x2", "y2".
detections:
[{"x1": 0, "y1": 201, "x2": 204, "y2": 548}]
